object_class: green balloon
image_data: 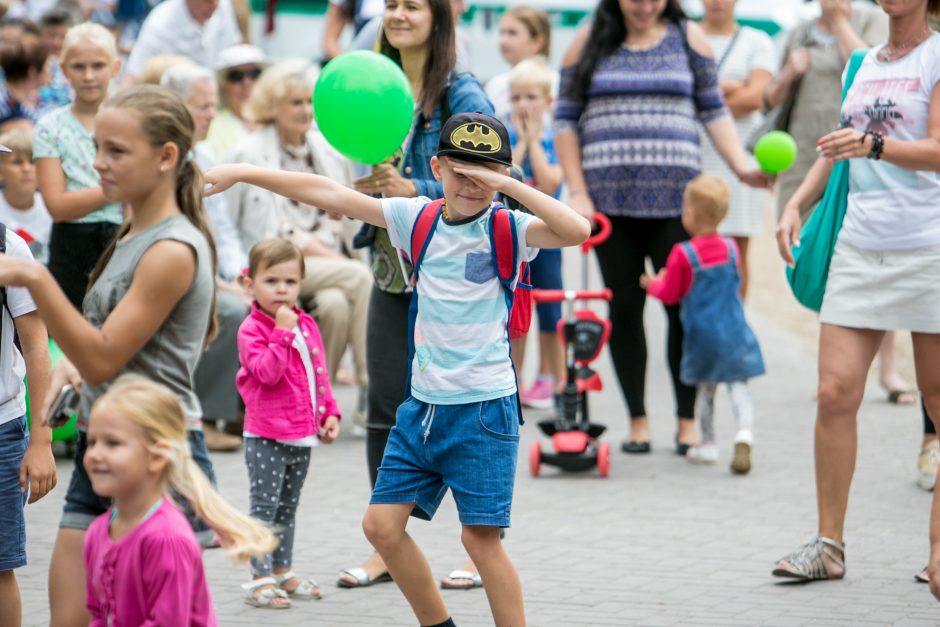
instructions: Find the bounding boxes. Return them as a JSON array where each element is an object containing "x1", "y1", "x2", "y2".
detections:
[
  {"x1": 25, "y1": 339, "x2": 77, "y2": 442},
  {"x1": 754, "y1": 130, "x2": 798, "y2": 174},
  {"x1": 314, "y1": 51, "x2": 415, "y2": 165}
]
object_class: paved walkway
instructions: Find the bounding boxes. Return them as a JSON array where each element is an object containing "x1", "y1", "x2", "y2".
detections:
[{"x1": 17, "y1": 233, "x2": 940, "y2": 626}]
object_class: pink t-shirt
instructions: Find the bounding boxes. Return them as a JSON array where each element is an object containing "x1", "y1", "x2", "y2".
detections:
[
  {"x1": 83, "y1": 498, "x2": 216, "y2": 627},
  {"x1": 646, "y1": 234, "x2": 740, "y2": 306}
]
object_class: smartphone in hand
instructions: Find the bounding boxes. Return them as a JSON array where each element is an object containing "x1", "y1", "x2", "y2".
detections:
[{"x1": 47, "y1": 384, "x2": 79, "y2": 428}]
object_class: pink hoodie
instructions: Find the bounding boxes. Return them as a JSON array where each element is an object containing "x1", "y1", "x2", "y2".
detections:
[{"x1": 236, "y1": 303, "x2": 340, "y2": 441}]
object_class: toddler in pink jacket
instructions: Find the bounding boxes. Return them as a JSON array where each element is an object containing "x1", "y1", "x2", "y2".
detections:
[{"x1": 236, "y1": 239, "x2": 341, "y2": 609}]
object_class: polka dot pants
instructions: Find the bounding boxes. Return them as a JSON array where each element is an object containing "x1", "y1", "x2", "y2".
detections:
[{"x1": 244, "y1": 437, "x2": 312, "y2": 576}]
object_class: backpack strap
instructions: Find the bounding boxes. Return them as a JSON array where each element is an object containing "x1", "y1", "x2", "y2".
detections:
[
  {"x1": 408, "y1": 199, "x2": 445, "y2": 285},
  {"x1": 488, "y1": 204, "x2": 519, "y2": 288}
]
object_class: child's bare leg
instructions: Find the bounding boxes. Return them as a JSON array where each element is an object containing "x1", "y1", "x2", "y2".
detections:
[
  {"x1": 363, "y1": 503, "x2": 449, "y2": 625},
  {"x1": 49, "y1": 528, "x2": 89, "y2": 627},
  {"x1": 0, "y1": 571, "x2": 21, "y2": 627},
  {"x1": 461, "y1": 525, "x2": 525, "y2": 627}
]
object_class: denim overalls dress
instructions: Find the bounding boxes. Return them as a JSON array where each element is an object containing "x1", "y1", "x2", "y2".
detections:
[{"x1": 678, "y1": 238, "x2": 765, "y2": 386}]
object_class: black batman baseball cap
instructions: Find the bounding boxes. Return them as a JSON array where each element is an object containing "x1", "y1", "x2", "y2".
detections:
[{"x1": 437, "y1": 112, "x2": 513, "y2": 167}]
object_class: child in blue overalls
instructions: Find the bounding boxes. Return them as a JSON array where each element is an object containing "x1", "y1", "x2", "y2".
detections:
[{"x1": 641, "y1": 174, "x2": 765, "y2": 474}]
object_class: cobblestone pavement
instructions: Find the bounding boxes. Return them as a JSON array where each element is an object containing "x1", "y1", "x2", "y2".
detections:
[{"x1": 16, "y1": 244, "x2": 940, "y2": 626}]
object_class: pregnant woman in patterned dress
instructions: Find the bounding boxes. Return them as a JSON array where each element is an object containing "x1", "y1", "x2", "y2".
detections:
[{"x1": 554, "y1": 0, "x2": 767, "y2": 454}]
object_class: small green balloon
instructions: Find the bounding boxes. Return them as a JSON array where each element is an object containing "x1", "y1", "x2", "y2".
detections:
[
  {"x1": 313, "y1": 51, "x2": 415, "y2": 165},
  {"x1": 754, "y1": 130, "x2": 798, "y2": 174}
]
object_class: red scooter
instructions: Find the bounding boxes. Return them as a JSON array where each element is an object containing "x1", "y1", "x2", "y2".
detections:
[{"x1": 529, "y1": 213, "x2": 613, "y2": 477}]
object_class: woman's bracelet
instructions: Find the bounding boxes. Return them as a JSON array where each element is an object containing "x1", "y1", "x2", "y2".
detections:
[{"x1": 860, "y1": 130, "x2": 885, "y2": 160}]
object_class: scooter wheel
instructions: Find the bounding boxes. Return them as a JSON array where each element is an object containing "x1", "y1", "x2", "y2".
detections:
[
  {"x1": 529, "y1": 442, "x2": 541, "y2": 477},
  {"x1": 597, "y1": 442, "x2": 611, "y2": 478}
]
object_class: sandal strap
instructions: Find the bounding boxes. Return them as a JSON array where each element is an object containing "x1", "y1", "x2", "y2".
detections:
[
  {"x1": 778, "y1": 536, "x2": 845, "y2": 580},
  {"x1": 272, "y1": 571, "x2": 296, "y2": 584},
  {"x1": 242, "y1": 576, "x2": 278, "y2": 591},
  {"x1": 817, "y1": 536, "x2": 846, "y2": 570}
]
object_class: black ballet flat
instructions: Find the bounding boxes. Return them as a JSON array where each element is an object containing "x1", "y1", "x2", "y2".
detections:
[
  {"x1": 621, "y1": 440, "x2": 651, "y2": 454},
  {"x1": 675, "y1": 437, "x2": 693, "y2": 456}
]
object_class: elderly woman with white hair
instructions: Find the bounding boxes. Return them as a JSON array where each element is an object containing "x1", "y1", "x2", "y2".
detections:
[
  {"x1": 224, "y1": 59, "x2": 372, "y2": 408},
  {"x1": 161, "y1": 62, "x2": 250, "y2": 451}
]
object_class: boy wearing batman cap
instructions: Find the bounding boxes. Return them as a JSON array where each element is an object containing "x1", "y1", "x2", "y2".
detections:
[{"x1": 204, "y1": 112, "x2": 589, "y2": 627}]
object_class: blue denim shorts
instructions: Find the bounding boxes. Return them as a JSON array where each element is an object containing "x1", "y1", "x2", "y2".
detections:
[
  {"x1": 61, "y1": 430, "x2": 217, "y2": 544},
  {"x1": 371, "y1": 395, "x2": 520, "y2": 527},
  {"x1": 0, "y1": 415, "x2": 28, "y2": 571}
]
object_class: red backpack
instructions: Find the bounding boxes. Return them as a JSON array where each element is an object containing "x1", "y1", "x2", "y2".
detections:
[{"x1": 408, "y1": 199, "x2": 532, "y2": 340}]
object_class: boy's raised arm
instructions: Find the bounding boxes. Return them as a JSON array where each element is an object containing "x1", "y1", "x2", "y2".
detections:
[
  {"x1": 204, "y1": 164, "x2": 388, "y2": 229},
  {"x1": 454, "y1": 165, "x2": 590, "y2": 249}
]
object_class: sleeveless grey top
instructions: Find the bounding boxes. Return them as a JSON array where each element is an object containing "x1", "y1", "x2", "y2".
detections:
[{"x1": 79, "y1": 214, "x2": 214, "y2": 430}]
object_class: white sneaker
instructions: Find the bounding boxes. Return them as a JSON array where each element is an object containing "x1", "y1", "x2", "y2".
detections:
[
  {"x1": 686, "y1": 442, "x2": 719, "y2": 464},
  {"x1": 918, "y1": 440, "x2": 940, "y2": 492}
]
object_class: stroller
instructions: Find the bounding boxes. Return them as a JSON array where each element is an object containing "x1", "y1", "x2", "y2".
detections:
[{"x1": 529, "y1": 213, "x2": 613, "y2": 477}]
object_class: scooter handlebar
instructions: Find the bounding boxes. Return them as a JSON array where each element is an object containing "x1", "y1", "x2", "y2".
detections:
[
  {"x1": 581, "y1": 212, "x2": 612, "y2": 253},
  {"x1": 531, "y1": 288, "x2": 612, "y2": 303}
]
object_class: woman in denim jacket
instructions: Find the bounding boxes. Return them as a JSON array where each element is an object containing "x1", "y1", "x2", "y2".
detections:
[{"x1": 337, "y1": 0, "x2": 494, "y2": 592}]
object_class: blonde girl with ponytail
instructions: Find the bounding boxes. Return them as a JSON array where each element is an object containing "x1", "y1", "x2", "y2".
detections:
[
  {"x1": 83, "y1": 375, "x2": 276, "y2": 625},
  {"x1": 0, "y1": 84, "x2": 219, "y2": 626}
]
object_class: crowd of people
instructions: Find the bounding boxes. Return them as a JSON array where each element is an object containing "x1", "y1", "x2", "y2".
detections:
[{"x1": 0, "y1": 0, "x2": 938, "y2": 625}]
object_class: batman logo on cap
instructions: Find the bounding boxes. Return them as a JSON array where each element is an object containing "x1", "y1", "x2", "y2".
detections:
[{"x1": 450, "y1": 123, "x2": 501, "y2": 154}]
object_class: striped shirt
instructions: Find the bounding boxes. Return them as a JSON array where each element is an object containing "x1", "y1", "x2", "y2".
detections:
[
  {"x1": 382, "y1": 196, "x2": 538, "y2": 405},
  {"x1": 555, "y1": 21, "x2": 728, "y2": 219}
]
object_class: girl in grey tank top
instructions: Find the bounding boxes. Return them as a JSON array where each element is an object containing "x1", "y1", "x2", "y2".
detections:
[{"x1": 0, "y1": 86, "x2": 221, "y2": 623}]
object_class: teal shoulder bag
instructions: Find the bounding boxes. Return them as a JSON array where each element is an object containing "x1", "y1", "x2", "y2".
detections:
[{"x1": 786, "y1": 48, "x2": 868, "y2": 312}]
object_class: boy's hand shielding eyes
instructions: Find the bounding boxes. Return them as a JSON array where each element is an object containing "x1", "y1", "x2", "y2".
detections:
[{"x1": 451, "y1": 164, "x2": 508, "y2": 193}]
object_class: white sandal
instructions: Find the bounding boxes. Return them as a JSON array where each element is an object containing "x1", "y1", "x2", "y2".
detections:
[
  {"x1": 243, "y1": 577, "x2": 291, "y2": 609},
  {"x1": 274, "y1": 570, "x2": 322, "y2": 600}
]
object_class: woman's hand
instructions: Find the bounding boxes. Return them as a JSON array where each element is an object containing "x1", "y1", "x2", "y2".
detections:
[
  {"x1": 720, "y1": 78, "x2": 745, "y2": 98},
  {"x1": 817, "y1": 127, "x2": 870, "y2": 162},
  {"x1": 203, "y1": 164, "x2": 246, "y2": 197},
  {"x1": 319, "y1": 415, "x2": 340, "y2": 444},
  {"x1": 41, "y1": 357, "x2": 82, "y2": 428},
  {"x1": 736, "y1": 167, "x2": 773, "y2": 189},
  {"x1": 353, "y1": 163, "x2": 417, "y2": 197},
  {"x1": 784, "y1": 48, "x2": 811, "y2": 80},
  {"x1": 567, "y1": 189, "x2": 595, "y2": 218},
  {"x1": 775, "y1": 205, "x2": 803, "y2": 267}
]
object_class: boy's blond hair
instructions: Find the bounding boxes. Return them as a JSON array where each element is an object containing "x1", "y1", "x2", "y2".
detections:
[
  {"x1": 684, "y1": 174, "x2": 730, "y2": 225},
  {"x1": 0, "y1": 129, "x2": 32, "y2": 160},
  {"x1": 509, "y1": 55, "x2": 554, "y2": 96},
  {"x1": 60, "y1": 22, "x2": 117, "y2": 65}
]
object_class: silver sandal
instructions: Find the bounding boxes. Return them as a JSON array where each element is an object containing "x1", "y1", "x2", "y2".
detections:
[
  {"x1": 772, "y1": 536, "x2": 845, "y2": 581},
  {"x1": 274, "y1": 570, "x2": 321, "y2": 600},
  {"x1": 243, "y1": 577, "x2": 291, "y2": 609}
]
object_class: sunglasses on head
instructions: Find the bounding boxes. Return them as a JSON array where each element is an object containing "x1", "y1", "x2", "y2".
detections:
[{"x1": 226, "y1": 67, "x2": 262, "y2": 82}]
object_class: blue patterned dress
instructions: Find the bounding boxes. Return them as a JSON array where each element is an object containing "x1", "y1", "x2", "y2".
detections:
[{"x1": 555, "y1": 21, "x2": 728, "y2": 218}]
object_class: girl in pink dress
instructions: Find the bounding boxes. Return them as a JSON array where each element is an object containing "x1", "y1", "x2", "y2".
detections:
[{"x1": 82, "y1": 375, "x2": 276, "y2": 626}]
